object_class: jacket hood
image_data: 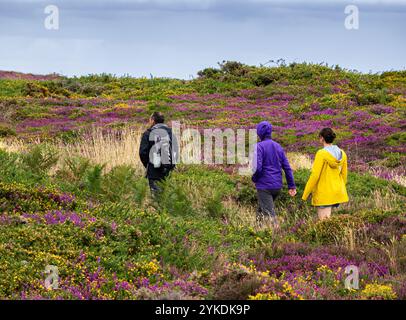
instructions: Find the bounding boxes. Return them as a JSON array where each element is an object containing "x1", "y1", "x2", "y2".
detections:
[
  {"x1": 257, "y1": 121, "x2": 272, "y2": 141},
  {"x1": 321, "y1": 149, "x2": 346, "y2": 168}
]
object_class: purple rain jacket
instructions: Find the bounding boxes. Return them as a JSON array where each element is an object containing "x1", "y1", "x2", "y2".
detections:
[{"x1": 252, "y1": 121, "x2": 296, "y2": 190}]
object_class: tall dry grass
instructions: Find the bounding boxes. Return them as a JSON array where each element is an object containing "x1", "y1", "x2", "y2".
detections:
[
  {"x1": 0, "y1": 129, "x2": 404, "y2": 188},
  {"x1": 223, "y1": 199, "x2": 257, "y2": 228},
  {"x1": 0, "y1": 139, "x2": 28, "y2": 153},
  {"x1": 343, "y1": 189, "x2": 404, "y2": 213},
  {"x1": 0, "y1": 128, "x2": 145, "y2": 175},
  {"x1": 286, "y1": 152, "x2": 312, "y2": 170},
  {"x1": 0, "y1": 129, "x2": 311, "y2": 172},
  {"x1": 60, "y1": 127, "x2": 145, "y2": 174}
]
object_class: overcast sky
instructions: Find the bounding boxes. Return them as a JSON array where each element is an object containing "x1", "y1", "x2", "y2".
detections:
[{"x1": 0, "y1": 0, "x2": 405, "y2": 78}]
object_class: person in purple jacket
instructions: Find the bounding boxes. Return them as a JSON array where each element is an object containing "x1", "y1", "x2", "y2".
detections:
[{"x1": 252, "y1": 121, "x2": 297, "y2": 227}]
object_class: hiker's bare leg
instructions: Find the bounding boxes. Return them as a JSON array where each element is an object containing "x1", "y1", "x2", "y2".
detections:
[{"x1": 317, "y1": 207, "x2": 332, "y2": 221}]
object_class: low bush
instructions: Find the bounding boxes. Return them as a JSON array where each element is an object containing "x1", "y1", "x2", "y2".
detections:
[
  {"x1": 0, "y1": 125, "x2": 16, "y2": 137},
  {"x1": 0, "y1": 150, "x2": 37, "y2": 184},
  {"x1": 210, "y1": 264, "x2": 263, "y2": 300},
  {"x1": 0, "y1": 181, "x2": 79, "y2": 213},
  {"x1": 302, "y1": 214, "x2": 366, "y2": 245},
  {"x1": 360, "y1": 283, "x2": 397, "y2": 300},
  {"x1": 100, "y1": 165, "x2": 147, "y2": 204},
  {"x1": 358, "y1": 209, "x2": 401, "y2": 224},
  {"x1": 158, "y1": 182, "x2": 195, "y2": 217},
  {"x1": 21, "y1": 144, "x2": 59, "y2": 178}
]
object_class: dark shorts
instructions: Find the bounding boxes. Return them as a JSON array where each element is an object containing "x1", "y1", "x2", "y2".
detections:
[{"x1": 317, "y1": 204, "x2": 340, "y2": 209}]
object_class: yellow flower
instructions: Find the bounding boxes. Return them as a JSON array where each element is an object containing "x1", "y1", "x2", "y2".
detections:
[
  {"x1": 361, "y1": 283, "x2": 397, "y2": 300},
  {"x1": 114, "y1": 103, "x2": 131, "y2": 109},
  {"x1": 248, "y1": 293, "x2": 280, "y2": 300}
]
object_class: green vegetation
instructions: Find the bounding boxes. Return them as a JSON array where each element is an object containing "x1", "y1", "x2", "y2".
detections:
[{"x1": 0, "y1": 63, "x2": 405, "y2": 300}]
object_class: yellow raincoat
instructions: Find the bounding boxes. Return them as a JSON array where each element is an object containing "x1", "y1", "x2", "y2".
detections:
[{"x1": 302, "y1": 148, "x2": 349, "y2": 206}]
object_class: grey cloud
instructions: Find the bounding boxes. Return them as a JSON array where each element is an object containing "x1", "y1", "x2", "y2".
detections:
[
  {"x1": 1, "y1": 0, "x2": 406, "y2": 19},
  {"x1": 0, "y1": 0, "x2": 404, "y2": 77}
]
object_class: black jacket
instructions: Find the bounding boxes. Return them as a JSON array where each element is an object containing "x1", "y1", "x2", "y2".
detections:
[{"x1": 139, "y1": 123, "x2": 179, "y2": 180}]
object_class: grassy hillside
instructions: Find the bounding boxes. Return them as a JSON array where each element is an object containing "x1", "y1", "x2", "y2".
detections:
[
  {"x1": 1, "y1": 62, "x2": 405, "y2": 181},
  {"x1": 0, "y1": 62, "x2": 405, "y2": 300}
]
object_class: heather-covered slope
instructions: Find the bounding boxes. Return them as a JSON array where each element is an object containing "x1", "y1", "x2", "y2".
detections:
[
  {"x1": 0, "y1": 63, "x2": 404, "y2": 178},
  {"x1": 0, "y1": 62, "x2": 405, "y2": 300}
]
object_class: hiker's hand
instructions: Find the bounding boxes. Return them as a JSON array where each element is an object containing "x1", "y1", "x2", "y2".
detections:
[{"x1": 288, "y1": 189, "x2": 297, "y2": 197}]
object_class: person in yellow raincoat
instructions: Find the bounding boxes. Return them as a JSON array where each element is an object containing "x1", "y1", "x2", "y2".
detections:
[{"x1": 302, "y1": 128, "x2": 349, "y2": 220}]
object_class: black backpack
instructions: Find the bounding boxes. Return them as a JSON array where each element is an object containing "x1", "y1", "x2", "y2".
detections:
[{"x1": 150, "y1": 126, "x2": 176, "y2": 173}]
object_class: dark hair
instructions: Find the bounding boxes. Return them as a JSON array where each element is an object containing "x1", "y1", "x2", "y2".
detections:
[
  {"x1": 151, "y1": 112, "x2": 165, "y2": 124},
  {"x1": 319, "y1": 128, "x2": 336, "y2": 143}
]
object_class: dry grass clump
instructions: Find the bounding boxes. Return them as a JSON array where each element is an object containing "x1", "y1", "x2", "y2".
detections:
[
  {"x1": 60, "y1": 127, "x2": 145, "y2": 174},
  {"x1": 346, "y1": 189, "x2": 403, "y2": 212},
  {"x1": 0, "y1": 138, "x2": 28, "y2": 153},
  {"x1": 287, "y1": 152, "x2": 312, "y2": 171}
]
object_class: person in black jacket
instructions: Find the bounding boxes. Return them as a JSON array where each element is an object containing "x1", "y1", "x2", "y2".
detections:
[{"x1": 139, "y1": 112, "x2": 179, "y2": 196}]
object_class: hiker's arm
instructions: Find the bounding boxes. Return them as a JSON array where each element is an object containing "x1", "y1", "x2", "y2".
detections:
[
  {"x1": 341, "y1": 157, "x2": 348, "y2": 185},
  {"x1": 252, "y1": 144, "x2": 263, "y2": 176},
  {"x1": 139, "y1": 132, "x2": 150, "y2": 168},
  {"x1": 280, "y1": 148, "x2": 296, "y2": 190},
  {"x1": 302, "y1": 151, "x2": 323, "y2": 201}
]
